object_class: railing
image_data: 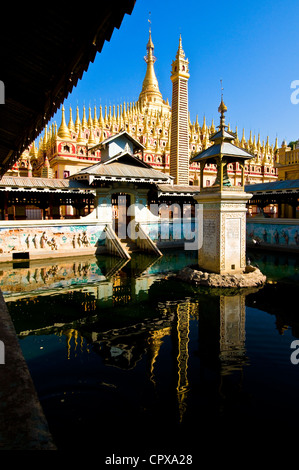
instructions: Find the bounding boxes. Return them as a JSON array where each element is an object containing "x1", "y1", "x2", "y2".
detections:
[
  {"x1": 135, "y1": 223, "x2": 163, "y2": 257},
  {"x1": 104, "y1": 224, "x2": 131, "y2": 260}
]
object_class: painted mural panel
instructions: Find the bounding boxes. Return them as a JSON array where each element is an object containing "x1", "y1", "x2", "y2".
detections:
[
  {"x1": 0, "y1": 224, "x2": 106, "y2": 257},
  {"x1": 246, "y1": 221, "x2": 299, "y2": 249}
]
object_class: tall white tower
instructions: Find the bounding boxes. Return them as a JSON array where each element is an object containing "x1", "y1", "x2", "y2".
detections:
[{"x1": 170, "y1": 36, "x2": 190, "y2": 185}]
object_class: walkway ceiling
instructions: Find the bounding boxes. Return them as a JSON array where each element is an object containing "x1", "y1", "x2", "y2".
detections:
[{"x1": 0, "y1": 1, "x2": 136, "y2": 177}]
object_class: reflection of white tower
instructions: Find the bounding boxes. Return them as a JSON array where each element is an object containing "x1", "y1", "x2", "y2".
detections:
[{"x1": 176, "y1": 301, "x2": 190, "y2": 422}]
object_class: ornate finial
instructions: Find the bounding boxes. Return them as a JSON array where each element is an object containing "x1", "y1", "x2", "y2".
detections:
[
  {"x1": 146, "y1": 17, "x2": 154, "y2": 52},
  {"x1": 218, "y1": 79, "x2": 227, "y2": 127}
]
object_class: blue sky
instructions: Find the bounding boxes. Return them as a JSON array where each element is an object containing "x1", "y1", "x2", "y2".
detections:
[{"x1": 47, "y1": 0, "x2": 299, "y2": 147}]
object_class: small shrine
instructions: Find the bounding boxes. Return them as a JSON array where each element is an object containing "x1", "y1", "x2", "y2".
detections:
[{"x1": 191, "y1": 98, "x2": 254, "y2": 275}]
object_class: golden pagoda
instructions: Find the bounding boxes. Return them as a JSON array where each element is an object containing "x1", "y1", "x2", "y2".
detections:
[{"x1": 9, "y1": 29, "x2": 278, "y2": 186}]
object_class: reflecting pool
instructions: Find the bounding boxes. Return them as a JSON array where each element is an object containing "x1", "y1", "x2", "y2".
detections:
[{"x1": 3, "y1": 248, "x2": 299, "y2": 457}]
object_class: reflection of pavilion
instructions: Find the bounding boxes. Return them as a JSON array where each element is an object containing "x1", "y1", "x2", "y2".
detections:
[{"x1": 219, "y1": 295, "x2": 246, "y2": 375}]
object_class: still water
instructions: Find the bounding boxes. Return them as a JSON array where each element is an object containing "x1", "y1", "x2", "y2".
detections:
[{"x1": 3, "y1": 249, "x2": 299, "y2": 456}]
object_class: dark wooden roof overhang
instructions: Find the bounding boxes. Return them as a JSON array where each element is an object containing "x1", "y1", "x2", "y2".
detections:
[
  {"x1": 245, "y1": 179, "x2": 299, "y2": 207},
  {"x1": 0, "y1": 1, "x2": 136, "y2": 176}
]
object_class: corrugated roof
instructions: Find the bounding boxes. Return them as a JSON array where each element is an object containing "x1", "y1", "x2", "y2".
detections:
[
  {"x1": 0, "y1": 175, "x2": 91, "y2": 192},
  {"x1": 245, "y1": 179, "x2": 299, "y2": 193},
  {"x1": 157, "y1": 184, "x2": 200, "y2": 195},
  {"x1": 75, "y1": 161, "x2": 172, "y2": 183}
]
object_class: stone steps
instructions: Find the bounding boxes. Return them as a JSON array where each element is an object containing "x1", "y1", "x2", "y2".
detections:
[{"x1": 120, "y1": 238, "x2": 140, "y2": 254}]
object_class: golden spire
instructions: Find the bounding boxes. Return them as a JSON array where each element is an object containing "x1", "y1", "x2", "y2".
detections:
[
  {"x1": 42, "y1": 124, "x2": 48, "y2": 150},
  {"x1": 52, "y1": 123, "x2": 56, "y2": 141},
  {"x1": 116, "y1": 104, "x2": 120, "y2": 125},
  {"x1": 257, "y1": 133, "x2": 261, "y2": 150},
  {"x1": 202, "y1": 115, "x2": 207, "y2": 134},
  {"x1": 122, "y1": 102, "x2": 126, "y2": 121},
  {"x1": 252, "y1": 134, "x2": 257, "y2": 153},
  {"x1": 112, "y1": 104, "x2": 116, "y2": 124},
  {"x1": 210, "y1": 119, "x2": 216, "y2": 134},
  {"x1": 76, "y1": 123, "x2": 87, "y2": 145},
  {"x1": 68, "y1": 107, "x2": 75, "y2": 133},
  {"x1": 29, "y1": 140, "x2": 38, "y2": 158},
  {"x1": 241, "y1": 128, "x2": 246, "y2": 147},
  {"x1": 88, "y1": 124, "x2": 96, "y2": 145},
  {"x1": 88, "y1": 106, "x2": 93, "y2": 128},
  {"x1": 99, "y1": 105, "x2": 104, "y2": 126},
  {"x1": 248, "y1": 130, "x2": 253, "y2": 147},
  {"x1": 75, "y1": 106, "x2": 81, "y2": 133},
  {"x1": 81, "y1": 105, "x2": 88, "y2": 129},
  {"x1": 108, "y1": 105, "x2": 112, "y2": 125},
  {"x1": 57, "y1": 106, "x2": 71, "y2": 139},
  {"x1": 138, "y1": 25, "x2": 163, "y2": 108},
  {"x1": 93, "y1": 106, "x2": 98, "y2": 127}
]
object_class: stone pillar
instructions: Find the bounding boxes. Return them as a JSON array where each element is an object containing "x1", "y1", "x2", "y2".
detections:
[{"x1": 194, "y1": 189, "x2": 252, "y2": 274}]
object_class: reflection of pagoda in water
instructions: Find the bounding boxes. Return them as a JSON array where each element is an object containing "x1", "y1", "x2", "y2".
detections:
[{"x1": 6, "y1": 253, "x2": 254, "y2": 427}]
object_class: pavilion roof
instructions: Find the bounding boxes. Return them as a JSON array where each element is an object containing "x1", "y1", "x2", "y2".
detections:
[
  {"x1": 191, "y1": 141, "x2": 253, "y2": 163},
  {"x1": 71, "y1": 151, "x2": 173, "y2": 184}
]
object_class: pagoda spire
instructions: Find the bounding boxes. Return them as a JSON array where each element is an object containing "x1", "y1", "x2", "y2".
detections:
[
  {"x1": 57, "y1": 106, "x2": 71, "y2": 139},
  {"x1": 68, "y1": 107, "x2": 75, "y2": 133},
  {"x1": 76, "y1": 123, "x2": 86, "y2": 145},
  {"x1": 75, "y1": 106, "x2": 81, "y2": 133},
  {"x1": 138, "y1": 25, "x2": 163, "y2": 109},
  {"x1": 93, "y1": 106, "x2": 99, "y2": 127},
  {"x1": 81, "y1": 105, "x2": 88, "y2": 129}
]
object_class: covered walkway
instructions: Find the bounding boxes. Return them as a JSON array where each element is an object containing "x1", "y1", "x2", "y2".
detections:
[{"x1": 245, "y1": 179, "x2": 299, "y2": 218}]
